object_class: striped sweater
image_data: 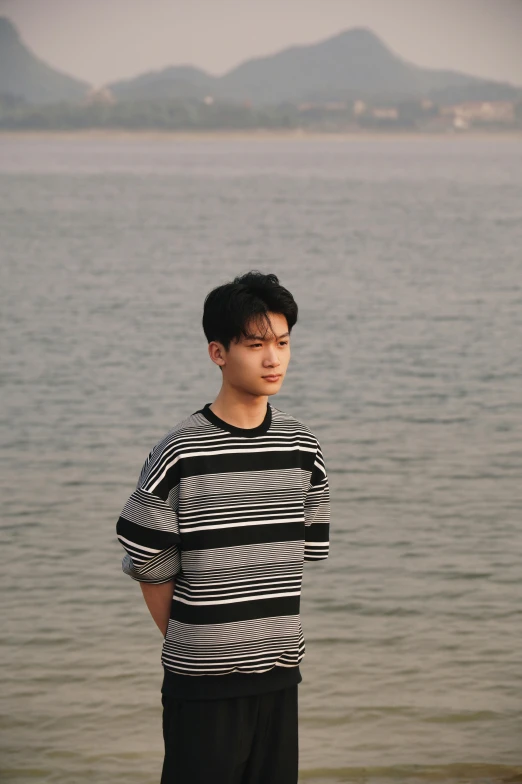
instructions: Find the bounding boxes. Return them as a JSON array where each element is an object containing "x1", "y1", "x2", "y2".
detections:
[{"x1": 116, "y1": 401, "x2": 330, "y2": 699}]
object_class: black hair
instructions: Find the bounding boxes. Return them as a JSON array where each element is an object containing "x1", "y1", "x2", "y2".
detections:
[{"x1": 202, "y1": 271, "x2": 298, "y2": 350}]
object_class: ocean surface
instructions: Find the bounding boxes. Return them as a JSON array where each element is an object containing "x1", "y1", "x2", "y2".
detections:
[{"x1": 1, "y1": 134, "x2": 521, "y2": 784}]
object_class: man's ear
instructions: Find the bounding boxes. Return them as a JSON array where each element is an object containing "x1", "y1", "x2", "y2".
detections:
[{"x1": 208, "y1": 341, "x2": 226, "y2": 368}]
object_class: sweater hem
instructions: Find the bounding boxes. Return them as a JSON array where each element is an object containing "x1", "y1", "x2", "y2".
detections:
[{"x1": 161, "y1": 663, "x2": 302, "y2": 700}]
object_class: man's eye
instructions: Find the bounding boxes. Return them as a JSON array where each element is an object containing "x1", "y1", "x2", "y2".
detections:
[{"x1": 279, "y1": 341, "x2": 289, "y2": 346}]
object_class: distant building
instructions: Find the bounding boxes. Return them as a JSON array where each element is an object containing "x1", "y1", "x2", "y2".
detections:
[
  {"x1": 441, "y1": 101, "x2": 515, "y2": 127},
  {"x1": 85, "y1": 86, "x2": 115, "y2": 105},
  {"x1": 323, "y1": 102, "x2": 347, "y2": 111},
  {"x1": 298, "y1": 101, "x2": 347, "y2": 112},
  {"x1": 370, "y1": 107, "x2": 399, "y2": 120},
  {"x1": 453, "y1": 116, "x2": 469, "y2": 131}
]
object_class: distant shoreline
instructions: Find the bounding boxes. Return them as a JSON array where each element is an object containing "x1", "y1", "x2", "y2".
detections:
[{"x1": 1, "y1": 128, "x2": 522, "y2": 142}]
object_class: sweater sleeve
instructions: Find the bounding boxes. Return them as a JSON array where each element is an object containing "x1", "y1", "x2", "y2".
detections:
[
  {"x1": 116, "y1": 463, "x2": 181, "y2": 584},
  {"x1": 304, "y1": 440, "x2": 330, "y2": 562}
]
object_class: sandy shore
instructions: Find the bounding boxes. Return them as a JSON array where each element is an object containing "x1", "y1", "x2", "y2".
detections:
[{"x1": 1, "y1": 128, "x2": 522, "y2": 142}]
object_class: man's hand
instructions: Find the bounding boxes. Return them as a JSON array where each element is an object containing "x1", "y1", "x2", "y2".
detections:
[{"x1": 140, "y1": 579, "x2": 175, "y2": 637}]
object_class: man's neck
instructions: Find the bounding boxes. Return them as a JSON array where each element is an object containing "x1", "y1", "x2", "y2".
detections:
[{"x1": 210, "y1": 389, "x2": 269, "y2": 430}]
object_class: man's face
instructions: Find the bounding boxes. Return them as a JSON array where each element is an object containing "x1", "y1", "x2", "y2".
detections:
[{"x1": 216, "y1": 312, "x2": 291, "y2": 398}]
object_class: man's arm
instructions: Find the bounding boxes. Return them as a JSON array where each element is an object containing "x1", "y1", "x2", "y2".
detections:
[
  {"x1": 116, "y1": 481, "x2": 181, "y2": 632},
  {"x1": 140, "y1": 579, "x2": 175, "y2": 637},
  {"x1": 304, "y1": 440, "x2": 330, "y2": 561}
]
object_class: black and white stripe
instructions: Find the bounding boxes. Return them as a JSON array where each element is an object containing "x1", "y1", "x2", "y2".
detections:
[{"x1": 116, "y1": 403, "x2": 330, "y2": 677}]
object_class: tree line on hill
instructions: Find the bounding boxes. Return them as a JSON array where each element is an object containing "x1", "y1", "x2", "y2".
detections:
[{"x1": 1, "y1": 93, "x2": 521, "y2": 132}]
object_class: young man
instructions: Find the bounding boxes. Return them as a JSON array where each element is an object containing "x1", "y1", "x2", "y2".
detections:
[{"x1": 116, "y1": 271, "x2": 330, "y2": 784}]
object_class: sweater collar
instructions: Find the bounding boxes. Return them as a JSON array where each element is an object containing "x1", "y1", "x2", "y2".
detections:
[{"x1": 200, "y1": 402, "x2": 272, "y2": 438}]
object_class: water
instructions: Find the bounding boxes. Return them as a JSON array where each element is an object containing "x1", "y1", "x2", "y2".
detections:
[{"x1": 1, "y1": 134, "x2": 521, "y2": 784}]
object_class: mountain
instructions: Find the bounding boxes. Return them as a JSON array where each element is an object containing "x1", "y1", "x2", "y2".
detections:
[
  {"x1": 108, "y1": 27, "x2": 517, "y2": 105},
  {"x1": 1, "y1": 18, "x2": 518, "y2": 108},
  {"x1": 217, "y1": 28, "x2": 483, "y2": 103},
  {"x1": 109, "y1": 65, "x2": 215, "y2": 101},
  {"x1": 0, "y1": 17, "x2": 89, "y2": 104}
]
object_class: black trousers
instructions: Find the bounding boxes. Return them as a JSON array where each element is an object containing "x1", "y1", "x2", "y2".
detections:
[{"x1": 160, "y1": 685, "x2": 299, "y2": 784}]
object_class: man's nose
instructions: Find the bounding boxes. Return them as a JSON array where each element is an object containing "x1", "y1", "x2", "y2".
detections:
[{"x1": 263, "y1": 346, "x2": 280, "y2": 366}]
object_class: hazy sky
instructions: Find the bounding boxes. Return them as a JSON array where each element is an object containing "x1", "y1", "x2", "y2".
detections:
[{"x1": 2, "y1": 0, "x2": 522, "y2": 87}]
